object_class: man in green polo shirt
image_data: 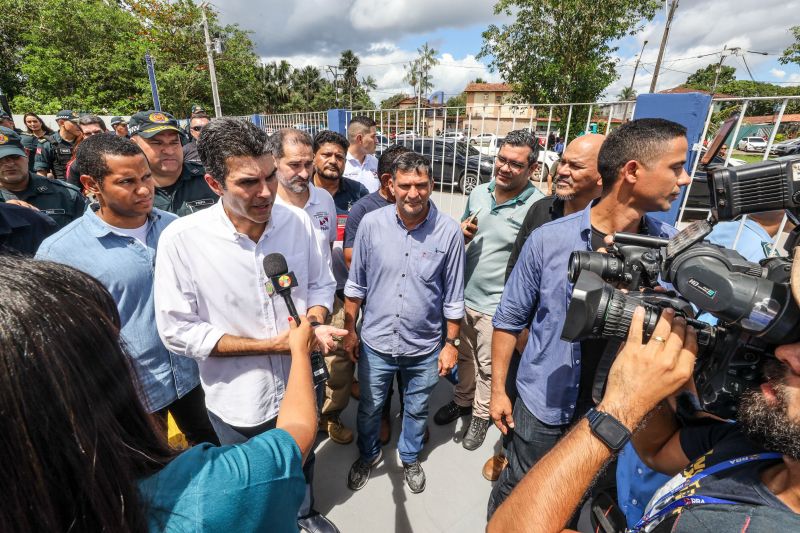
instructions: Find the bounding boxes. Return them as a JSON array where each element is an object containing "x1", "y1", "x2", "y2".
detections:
[
  {"x1": 129, "y1": 110, "x2": 216, "y2": 216},
  {"x1": 0, "y1": 126, "x2": 86, "y2": 228},
  {"x1": 433, "y1": 129, "x2": 544, "y2": 451}
]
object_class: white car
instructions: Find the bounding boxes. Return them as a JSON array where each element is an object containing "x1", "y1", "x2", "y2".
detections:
[
  {"x1": 441, "y1": 130, "x2": 467, "y2": 141},
  {"x1": 470, "y1": 133, "x2": 498, "y2": 146},
  {"x1": 393, "y1": 130, "x2": 418, "y2": 140},
  {"x1": 737, "y1": 136, "x2": 767, "y2": 152}
]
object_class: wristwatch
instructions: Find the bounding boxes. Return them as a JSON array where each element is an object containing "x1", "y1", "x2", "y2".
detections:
[
  {"x1": 586, "y1": 408, "x2": 631, "y2": 452},
  {"x1": 445, "y1": 337, "x2": 461, "y2": 348}
]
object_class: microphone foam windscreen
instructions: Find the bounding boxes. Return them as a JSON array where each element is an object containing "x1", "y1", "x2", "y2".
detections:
[{"x1": 263, "y1": 253, "x2": 289, "y2": 278}]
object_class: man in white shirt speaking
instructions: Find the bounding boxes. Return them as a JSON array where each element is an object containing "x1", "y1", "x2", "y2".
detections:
[{"x1": 154, "y1": 117, "x2": 342, "y2": 533}]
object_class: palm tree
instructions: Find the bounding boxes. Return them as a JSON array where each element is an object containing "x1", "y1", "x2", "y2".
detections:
[
  {"x1": 404, "y1": 60, "x2": 420, "y2": 96},
  {"x1": 416, "y1": 42, "x2": 439, "y2": 97},
  {"x1": 618, "y1": 86, "x2": 637, "y2": 120},
  {"x1": 257, "y1": 60, "x2": 292, "y2": 113},
  {"x1": 293, "y1": 66, "x2": 323, "y2": 107},
  {"x1": 338, "y1": 50, "x2": 360, "y2": 109}
]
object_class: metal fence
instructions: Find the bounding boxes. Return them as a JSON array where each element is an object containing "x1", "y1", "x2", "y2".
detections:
[{"x1": 240, "y1": 96, "x2": 800, "y2": 250}]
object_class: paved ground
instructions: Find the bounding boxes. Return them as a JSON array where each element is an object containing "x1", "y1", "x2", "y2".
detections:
[{"x1": 313, "y1": 378, "x2": 504, "y2": 533}]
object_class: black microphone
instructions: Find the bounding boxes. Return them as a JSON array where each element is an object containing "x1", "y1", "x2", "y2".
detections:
[
  {"x1": 262, "y1": 252, "x2": 329, "y2": 385},
  {"x1": 263, "y1": 253, "x2": 300, "y2": 321}
]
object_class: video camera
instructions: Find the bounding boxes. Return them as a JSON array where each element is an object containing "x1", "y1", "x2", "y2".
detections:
[{"x1": 561, "y1": 156, "x2": 800, "y2": 418}]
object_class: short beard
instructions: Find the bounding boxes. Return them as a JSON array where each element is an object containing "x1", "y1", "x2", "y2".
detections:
[
  {"x1": 314, "y1": 167, "x2": 342, "y2": 182},
  {"x1": 737, "y1": 360, "x2": 800, "y2": 460},
  {"x1": 555, "y1": 190, "x2": 575, "y2": 201},
  {"x1": 279, "y1": 175, "x2": 308, "y2": 194}
]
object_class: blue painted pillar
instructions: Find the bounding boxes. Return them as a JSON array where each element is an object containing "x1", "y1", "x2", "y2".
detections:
[
  {"x1": 632, "y1": 93, "x2": 712, "y2": 226},
  {"x1": 327, "y1": 109, "x2": 352, "y2": 136}
]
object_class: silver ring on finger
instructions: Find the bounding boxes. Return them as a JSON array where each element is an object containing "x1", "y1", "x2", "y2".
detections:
[{"x1": 652, "y1": 335, "x2": 667, "y2": 344}]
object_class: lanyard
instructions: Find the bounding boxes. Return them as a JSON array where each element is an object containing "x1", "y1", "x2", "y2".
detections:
[{"x1": 632, "y1": 452, "x2": 782, "y2": 531}]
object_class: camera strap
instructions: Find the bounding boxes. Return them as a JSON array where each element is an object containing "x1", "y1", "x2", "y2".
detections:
[
  {"x1": 630, "y1": 452, "x2": 782, "y2": 531},
  {"x1": 592, "y1": 339, "x2": 622, "y2": 405}
]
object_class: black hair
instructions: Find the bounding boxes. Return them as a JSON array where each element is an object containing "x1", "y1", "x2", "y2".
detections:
[
  {"x1": 313, "y1": 130, "x2": 349, "y2": 154},
  {"x1": 271, "y1": 128, "x2": 313, "y2": 160},
  {"x1": 0, "y1": 256, "x2": 174, "y2": 532},
  {"x1": 597, "y1": 118, "x2": 687, "y2": 192},
  {"x1": 75, "y1": 133, "x2": 144, "y2": 185},
  {"x1": 347, "y1": 115, "x2": 376, "y2": 142},
  {"x1": 78, "y1": 114, "x2": 107, "y2": 131},
  {"x1": 378, "y1": 144, "x2": 412, "y2": 177},
  {"x1": 197, "y1": 118, "x2": 272, "y2": 186},
  {"x1": 390, "y1": 150, "x2": 432, "y2": 181},
  {"x1": 499, "y1": 129, "x2": 540, "y2": 166},
  {"x1": 23, "y1": 112, "x2": 54, "y2": 136}
]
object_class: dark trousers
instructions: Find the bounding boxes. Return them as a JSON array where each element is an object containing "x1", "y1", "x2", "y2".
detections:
[
  {"x1": 154, "y1": 384, "x2": 220, "y2": 446},
  {"x1": 487, "y1": 396, "x2": 593, "y2": 521},
  {"x1": 207, "y1": 410, "x2": 316, "y2": 519}
]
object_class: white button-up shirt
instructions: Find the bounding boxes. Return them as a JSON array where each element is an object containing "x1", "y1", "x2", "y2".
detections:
[
  {"x1": 275, "y1": 183, "x2": 337, "y2": 268},
  {"x1": 343, "y1": 151, "x2": 380, "y2": 193},
  {"x1": 154, "y1": 199, "x2": 336, "y2": 426}
]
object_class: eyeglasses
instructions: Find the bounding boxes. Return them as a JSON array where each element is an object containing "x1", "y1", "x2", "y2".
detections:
[
  {"x1": 495, "y1": 155, "x2": 527, "y2": 172},
  {"x1": 191, "y1": 126, "x2": 204, "y2": 132}
]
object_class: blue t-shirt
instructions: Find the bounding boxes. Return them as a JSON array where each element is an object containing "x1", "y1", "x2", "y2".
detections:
[
  {"x1": 343, "y1": 191, "x2": 391, "y2": 249},
  {"x1": 139, "y1": 428, "x2": 305, "y2": 532}
]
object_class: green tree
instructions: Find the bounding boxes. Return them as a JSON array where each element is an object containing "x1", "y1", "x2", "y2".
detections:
[
  {"x1": 479, "y1": 0, "x2": 658, "y2": 104},
  {"x1": 617, "y1": 87, "x2": 637, "y2": 100},
  {"x1": 685, "y1": 64, "x2": 736, "y2": 90},
  {"x1": 338, "y1": 49, "x2": 360, "y2": 109},
  {"x1": 404, "y1": 61, "x2": 420, "y2": 95},
  {"x1": 381, "y1": 93, "x2": 409, "y2": 109},
  {"x1": 257, "y1": 60, "x2": 293, "y2": 113},
  {"x1": 779, "y1": 25, "x2": 800, "y2": 68},
  {"x1": 415, "y1": 42, "x2": 439, "y2": 96},
  {"x1": 445, "y1": 93, "x2": 467, "y2": 116},
  {"x1": 292, "y1": 66, "x2": 324, "y2": 108}
]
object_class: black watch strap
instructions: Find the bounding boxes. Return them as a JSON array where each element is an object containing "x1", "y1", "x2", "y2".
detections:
[{"x1": 586, "y1": 407, "x2": 631, "y2": 452}]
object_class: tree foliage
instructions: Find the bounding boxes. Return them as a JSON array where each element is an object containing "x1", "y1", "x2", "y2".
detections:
[
  {"x1": 779, "y1": 25, "x2": 800, "y2": 68},
  {"x1": 381, "y1": 93, "x2": 410, "y2": 109},
  {"x1": 685, "y1": 64, "x2": 736, "y2": 90},
  {"x1": 479, "y1": 0, "x2": 658, "y2": 104}
]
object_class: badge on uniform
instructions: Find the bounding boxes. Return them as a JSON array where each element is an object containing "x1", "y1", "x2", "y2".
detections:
[
  {"x1": 37, "y1": 186, "x2": 48, "y2": 193},
  {"x1": 265, "y1": 279, "x2": 276, "y2": 295}
]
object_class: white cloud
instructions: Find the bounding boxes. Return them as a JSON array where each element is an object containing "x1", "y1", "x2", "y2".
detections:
[{"x1": 771, "y1": 68, "x2": 787, "y2": 78}]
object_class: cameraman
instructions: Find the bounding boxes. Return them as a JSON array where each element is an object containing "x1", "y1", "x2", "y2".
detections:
[
  {"x1": 488, "y1": 118, "x2": 690, "y2": 516},
  {"x1": 488, "y1": 307, "x2": 698, "y2": 533}
]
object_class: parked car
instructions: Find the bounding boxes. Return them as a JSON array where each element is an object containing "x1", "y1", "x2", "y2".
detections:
[
  {"x1": 770, "y1": 138, "x2": 800, "y2": 156},
  {"x1": 397, "y1": 138, "x2": 495, "y2": 193},
  {"x1": 469, "y1": 133, "x2": 499, "y2": 146},
  {"x1": 392, "y1": 130, "x2": 418, "y2": 140},
  {"x1": 737, "y1": 136, "x2": 767, "y2": 152},
  {"x1": 441, "y1": 130, "x2": 467, "y2": 141}
]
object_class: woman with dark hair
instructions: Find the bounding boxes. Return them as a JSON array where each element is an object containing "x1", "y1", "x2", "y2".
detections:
[
  {"x1": 0, "y1": 256, "x2": 316, "y2": 532},
  {"x1": 23, "y1": 112, "x2": 54, "y2": 138}
]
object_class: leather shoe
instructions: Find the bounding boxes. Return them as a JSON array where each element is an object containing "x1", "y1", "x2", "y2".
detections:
[
  {"x1": 320, "y1": 415, "x2": 354, "y2": 444},
  {"x1": 298, "y1": 511, "x2": 339, "y2": 533},
  {"x1": 482, "y1": 454, "x2": 508, "y2": 481},
  {"x1": 433, "y1": 400, "x2": 472, "y2": 425},
  {"x1": 350, "y1": 380, "x2": 360, "y2": 400},
  {"x1": 462, "y1": 416, "x2": 490, "y2": 451}
]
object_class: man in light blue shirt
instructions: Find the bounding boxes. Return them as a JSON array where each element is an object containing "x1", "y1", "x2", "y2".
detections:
[
  {"x1": 36, "y1": 133, "x2": 217, "y2": 445},
  {"x1": 432, "y1": 130, "x2": 544, "y2": 452},
  {"x1": 343, "y1": 151, "x2": 465, "y2": 494}
]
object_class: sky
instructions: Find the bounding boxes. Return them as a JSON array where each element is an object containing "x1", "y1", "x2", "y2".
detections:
[{"x1": 214, "y1": 0, "x2": 800, "y2": 105}]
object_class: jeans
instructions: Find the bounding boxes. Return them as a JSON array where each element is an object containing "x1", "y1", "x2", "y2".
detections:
[
  {"x1": 487, "y1": 396, "x2": 592, "y2": 520},
  {"x1": 154, "y1": 384, "x2": 219, "y2": 446},
  {"x1": 357, "y1": 343, "x2": 439, "y2": 464},
  {"x1": 207, "y1": 410, "x2": 316, "y2": 519}
]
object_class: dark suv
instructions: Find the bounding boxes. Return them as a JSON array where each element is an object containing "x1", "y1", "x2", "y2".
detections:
[{"x1": 396, "y1": 138, "x2": 495, "y2": 193}]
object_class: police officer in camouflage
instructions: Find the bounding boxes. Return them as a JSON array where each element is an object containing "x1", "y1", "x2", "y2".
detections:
[
  {"x1": 34, "y1": 109, "x2": 82, "y2": 181},
  {"x1": 128, "y1": 111, "x2": 216, "y2": 216},
  {"x1": 0, "y1": 127, "x2": 86, "y2": 228}
]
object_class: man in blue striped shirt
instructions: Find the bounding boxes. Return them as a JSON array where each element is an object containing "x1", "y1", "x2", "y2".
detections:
[{"x1": 343, "y1": 151, "x2": 465, "y2": 494}]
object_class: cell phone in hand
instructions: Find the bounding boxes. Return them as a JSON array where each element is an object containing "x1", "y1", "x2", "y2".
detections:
[{"x1": 465, "y1": 207, "x2": 482, "y2": 225}]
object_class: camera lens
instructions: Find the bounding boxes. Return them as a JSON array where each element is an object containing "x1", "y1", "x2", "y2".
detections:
[{"x1": 568, "y1": 251, "x2": 624, "y2": 284}]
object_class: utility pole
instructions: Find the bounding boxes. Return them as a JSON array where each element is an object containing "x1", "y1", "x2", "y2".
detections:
[
  {"x1": 200, "y1": 3, "x2": 222, "y2": 117},
  {"x1": 629, "y1": 40, "x2": 648, "y2": 92},
  {"x1": 649, "y1": 0, "x2": 679, "y2": 93},
  {"x1": 326, "y1": 65, "x2": 342, "y2": 108}
]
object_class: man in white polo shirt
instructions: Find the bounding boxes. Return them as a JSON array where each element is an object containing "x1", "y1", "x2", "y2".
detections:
[
  {"x1": 343, "y1": 115, "x2": 379, "y2": 193},
  {"x1": 154, "y1": 118, "x2": 342, "y2": 533}
]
